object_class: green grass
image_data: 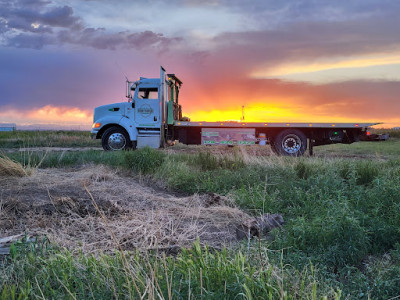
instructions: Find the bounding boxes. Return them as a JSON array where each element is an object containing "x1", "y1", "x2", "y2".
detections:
[
  {"x1": 0, "y1": 130, "x2": 99, "y2": 148},
  {"x1": 1, "y1": 236, "x2": 343, "y2": 300},
  {"x1": 317, "y1": 138, "x2": 400, "y2": 158},
  {"x1": 1, "y1": 133, "x2": 400, "y2": 299}
]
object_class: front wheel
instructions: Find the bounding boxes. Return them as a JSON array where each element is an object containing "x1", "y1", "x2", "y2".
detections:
[
  {"x1": 272, "y1": 129, "x2": 307, "y2": 156},
  {"x1": 101, "y1": 127, "x2": 132, "y2": 151}
]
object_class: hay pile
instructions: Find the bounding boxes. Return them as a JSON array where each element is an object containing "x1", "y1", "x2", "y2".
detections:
[
  {"x1": 0, "y1": 156, "x2": 27, "y2": 177},
  {"x1": 0, "y1": 166, "x2": 250, "y2": 253}
]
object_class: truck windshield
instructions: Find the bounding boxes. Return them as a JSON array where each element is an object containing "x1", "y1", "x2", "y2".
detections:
[{"x1": 137, "y1": 87, "x2": 158, "y2": 99}]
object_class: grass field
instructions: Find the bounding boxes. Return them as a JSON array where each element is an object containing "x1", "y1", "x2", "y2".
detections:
[
  {"x1": 0, "y1": 130, "x2": 99, "y2": 148},
  {"x1": 1, "y1": 130, "x2": 400, "y2": 299}
]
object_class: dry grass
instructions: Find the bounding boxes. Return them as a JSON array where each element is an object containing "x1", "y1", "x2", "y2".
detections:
[
  {"x1": 0, "y1": 155, "x2": 28, "y2": 177},
  {"x1": 0, "y1": 165, "x2": 250, "y2": 253}
]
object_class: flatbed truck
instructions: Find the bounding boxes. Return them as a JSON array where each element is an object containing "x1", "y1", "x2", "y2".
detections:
[{"x1": 91, "y1": 67, "x2": 378, "y2": 156}]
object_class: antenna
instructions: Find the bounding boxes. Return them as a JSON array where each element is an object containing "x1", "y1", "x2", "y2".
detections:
[
  {"x1": 114, "y1": 60, "x2": 132, "y2": 99},
  {"x1": 114, "y1": 60, "x2": 129, "y2": 81},
  {"x1": 241, "y1": 105, "x2": 245, "y2": 121}
]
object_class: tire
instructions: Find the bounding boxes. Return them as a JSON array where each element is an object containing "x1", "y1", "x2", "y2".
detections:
[
  {"x1": 272, "y1": 129, "x2": 307, "y2": 156},
  {"x1": 101, "y1": 127, "x2": 132, "y2": 151}
]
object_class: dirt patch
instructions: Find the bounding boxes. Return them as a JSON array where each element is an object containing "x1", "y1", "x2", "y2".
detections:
[{"x1": 0, "y1": 166, "x2": 250, "y2": 253}]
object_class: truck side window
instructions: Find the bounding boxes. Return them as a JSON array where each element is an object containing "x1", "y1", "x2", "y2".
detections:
[{"x1": 137, "y1": 87, "x2": 158, "y2": 99}]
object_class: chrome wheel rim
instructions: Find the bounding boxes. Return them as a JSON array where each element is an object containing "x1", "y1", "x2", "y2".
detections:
[
  {"x1": 282, "y1": 134, "x2": 301, "y2": 154},
  {"x1": 108, "y1": 133, "x2": 126, "y2": 150}
]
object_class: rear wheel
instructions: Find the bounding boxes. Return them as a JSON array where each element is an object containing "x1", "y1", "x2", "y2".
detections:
[
  {"x1": 101, "y1": 127, "x2": 132, "y2": 151},
  {"x1": 272, "y1": 129, "x2": 307, "y2": 156}
]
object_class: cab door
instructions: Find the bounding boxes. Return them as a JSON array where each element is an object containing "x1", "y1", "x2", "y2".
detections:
[{"x1": 134, "y1": 86, "x2": 160, "y2": 126}]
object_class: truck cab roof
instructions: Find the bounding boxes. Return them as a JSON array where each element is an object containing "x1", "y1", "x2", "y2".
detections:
[{"x1": 135, "y1": 77, "x2": 160, "y2": 86}]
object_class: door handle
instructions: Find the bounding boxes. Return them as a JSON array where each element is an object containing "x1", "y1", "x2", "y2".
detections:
[{"x1": 154, "y1": 116, "x2": 157, "y2": 121}]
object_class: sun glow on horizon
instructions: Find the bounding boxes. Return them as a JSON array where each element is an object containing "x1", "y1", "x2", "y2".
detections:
[
  {"x1": 185, "y1": 103, "x2": 396, "y2": 127},
  {"x1": 0, "y1": 103, "x2": 398, "y2": 130},
  {"x1": 186, "y1": 103, "x2": 299, "y2": 123},
  {"x1": 0, "y1": 105, "x2": 93, "y2": 126}
]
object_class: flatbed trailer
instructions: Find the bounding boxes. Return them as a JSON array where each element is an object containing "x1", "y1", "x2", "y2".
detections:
[{"x1": 91, "y1": 67, "x2": 378, "y2": 156}]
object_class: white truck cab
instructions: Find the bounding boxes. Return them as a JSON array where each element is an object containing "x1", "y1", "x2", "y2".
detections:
[{"x1": 91, "y1": 67, "x2": 177, "y2": 150}]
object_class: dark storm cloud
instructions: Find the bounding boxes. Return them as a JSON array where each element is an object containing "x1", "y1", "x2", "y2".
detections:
[
  {"x1": 0, "y1": 1, "x2": 82, "y2": 33},
  {"x1": 57, "y1": 28, "x2": 181, "y2": 50},
  {"x1": 7, "y1": 32, "x2": 52, "y2": 48},
  {"x1": 8, "y1": 28, "x2": 180, "y2": 50},
  {"x1": 39, "y1": 5, "x2": 80, "y2": 28},
  {"x1": 1, "y1": 0, "x2": 180, "y2": 50}
]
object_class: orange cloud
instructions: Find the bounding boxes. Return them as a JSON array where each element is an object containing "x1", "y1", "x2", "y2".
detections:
[
  {"x1": 0, "y1": 105, "x2": 93, "y2": 126},
  {"x1": 253, "y1": 52, "x2": 400, "y2": 77}
]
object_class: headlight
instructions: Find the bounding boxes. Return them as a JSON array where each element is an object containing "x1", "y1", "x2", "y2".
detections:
[{"x1": 92, "y1": 123, "x2": 101, "y2": 128}]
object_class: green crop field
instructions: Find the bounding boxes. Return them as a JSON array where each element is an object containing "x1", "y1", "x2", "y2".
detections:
[
  {"x1": 1, "y1": 130, "x2": 400, "y2": 299},
  {"x1": 0, "y1": 130, "x2": 99, "y2": 148}
]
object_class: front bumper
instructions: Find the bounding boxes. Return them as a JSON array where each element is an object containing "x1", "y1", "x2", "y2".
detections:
[{"x1": 90, "y1": 129, "x2": 99, "y2": 140}]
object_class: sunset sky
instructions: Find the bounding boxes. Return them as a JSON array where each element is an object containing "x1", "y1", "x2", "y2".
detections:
[{"x1": 1, "y1": 0, "x2": 400, "y2": 129}]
